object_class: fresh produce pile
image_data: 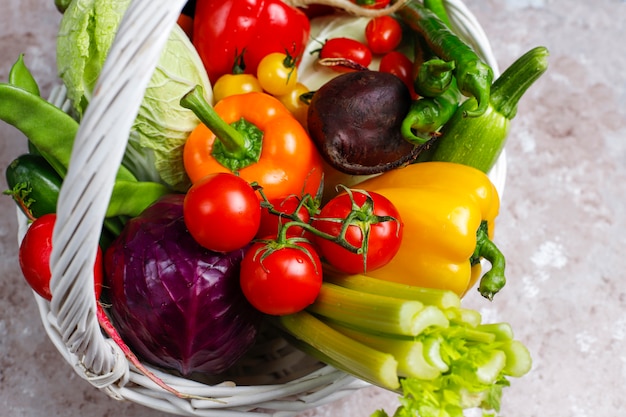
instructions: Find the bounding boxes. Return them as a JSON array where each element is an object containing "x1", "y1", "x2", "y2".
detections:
[{"x1": 1, "y1": 0, "x2": 549, "y2": 415}]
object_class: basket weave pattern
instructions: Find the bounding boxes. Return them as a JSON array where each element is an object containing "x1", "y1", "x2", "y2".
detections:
[{"x1": 17, "y1": 1, "x2": 504, "y2": 415}]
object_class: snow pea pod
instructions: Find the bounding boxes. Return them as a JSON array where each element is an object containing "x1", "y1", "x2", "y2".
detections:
[
  {"x1": 0, "y1": 83, "x2": 173, "y2": 219},
  {"x1": 0, "y1": 83, "x2": 138, "y2": 183},
  {"x1": 8, "y1": 54, "x2": 40, "y2": 96}
]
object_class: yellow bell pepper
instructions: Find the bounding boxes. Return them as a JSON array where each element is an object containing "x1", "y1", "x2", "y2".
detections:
[{"x1": 355, "y1": 161, "x2": 505, "y2": 300}]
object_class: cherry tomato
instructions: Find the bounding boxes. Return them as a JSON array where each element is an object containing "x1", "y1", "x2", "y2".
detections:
[
  {"x1": 350, "y1": 0, "x2": 391, "y2": 9},
  {"x1": 365, "y1": 16, "x2": 403, "y2": 54},
  {"x1": 312, "y1": 190, "x2": 403, "y2": 274},
  {"x1": 379, "y1": 51, "x2": 416, "y2": 96},
  {"x1": 276, "y1": 82, "x2": 311, "y2": 127},
  {"x1": 257, "y1": 52, "x2": 299, "y2": 96},
  {"x1": 319, "y1": 37, "x2": 372, "y2": 73},
  {"x1": 212, "y1": 73, "x2": 263, "y2": 103},
  {"x1": 19, "y1": 213, "x2": 103, "y2": 301},
  {"x1": 257, "y1": 195, "x2": 312, "y2": 239},
  {"x1": 184, "y1": 173, "x2": 261, "y2": 252},
  {"x1": 240, "y1": 240, "x2": 323, "y2": 315}
]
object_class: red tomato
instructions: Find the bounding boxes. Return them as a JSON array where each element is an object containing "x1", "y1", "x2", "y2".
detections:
[
  {"x1": 193, "y1": 0, "x2": 311, "y2": 84},
  {"x1": 379, "y1": 51, "x2": 416, "y2": 96},
  {"x1": 19, "y1": 213, "x2": 103, "y2": 301},
  {"x1": 257, "y1": 195, "x2": 312, "y2": 239},
  {"x1": 184, "y1": 173, "x2": 261, "y2": 252},
  {"x1": 312, "y1": 190, "x2": 403, "y2": 274},
  {"x1": 365, "y1": 16, "x2": 403, "y2": 54},
  {"x1": 350, "y1": 0, "x2": 391, "y2": 9},
  {"x1": 319, "y1": 37, "x2": 373, "y2": 72},
  {"x1": 240, "y1": 240, "x2": 323, "y2": 315}
]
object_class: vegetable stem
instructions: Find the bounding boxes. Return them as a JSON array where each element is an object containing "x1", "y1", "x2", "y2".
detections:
[
  {"x1": 279, "y1": 311, "x2": 400, "y2": 390},
  {"x1": 307, "y1": 283, "x2": 426, "y2": 336},
  {"x1": 180, "y1": 85, "x2": 263, "y2": 170},
  {"x1": 491, "y1": 46, "x2": 550, "y2": 119},
  {"x1": 324, "y1": 271, "x2": 462, "y2": 310},
  {"x1": 325, "y1": 320, "x2": 442, "y2": 380},
  {"x1": 475, "y1": 225, "x2": 506, "y2": 301}
]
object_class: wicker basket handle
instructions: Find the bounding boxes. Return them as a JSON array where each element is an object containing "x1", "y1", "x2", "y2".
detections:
[{"x1": 48, "y1": 0, "x2": 187, "y2": 376}]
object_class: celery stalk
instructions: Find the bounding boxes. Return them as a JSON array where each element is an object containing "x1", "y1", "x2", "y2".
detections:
[
  {"x1": 411, "y1": 306, "x2": 450, "y2": 335},
  {"x1": 325, "y1": 272, "x2": 461, "y2": 310},
  {"x1": 279, "y1": 311, "x2": 400, "y2": 390},
  {"x1": 307, "y1": 283, "x2": 426, "y2": 336},
  {"x1": 475, "y1": 350, "x2": 507, "y2": 384},
  {"x1": 445, "y1": 307, "x2": 483, "y2": 327},
  {"x1": 325, "y1": 320, "x2": 442, "y2": 380},
  {"x1": 478, "y1": 322, "x2": 514, "y2": 340},
  {"x1": 500, "y1": 340, "x2": 532, "y2": 377},
  {"x1": 421, "y1": 336, "x2": 450, "y2": 372}
]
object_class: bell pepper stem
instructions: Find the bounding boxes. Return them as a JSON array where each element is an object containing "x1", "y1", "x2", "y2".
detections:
[
  {"x1": 475, "y1": 226, "x2": 506, "y2": 301},
  {"x1": 181, "y1": 85, "x2": 247, "y2": 155},
  {"x1": 181, "y1": 85, "x2": 263, "y2": 171}
]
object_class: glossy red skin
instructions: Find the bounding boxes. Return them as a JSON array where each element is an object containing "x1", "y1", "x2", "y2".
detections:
[
  {"x1": 365, "y1": 16, "x2": 403, "y2": 54},
  {"x1": 379, "y1": 51, "x2": 416, "y2": 97},
  {"x1": 19, "y1": 213, "x2": 103, "y2": 301},
  {"x1": 193, "y1": 0, "x2": 311, "y2": 84},
  {"x1": 184, "y1": 173, "x2": 261, "y2": 253},
  {"x1": 312, "y1": 191, "x2": 403, "y2": 274},
  {"x1": 240, "y1": 240, "x2": 323, "y2": 316},
  {"x1": 319, "y1": 37, "x2": 373, "y2": 72},
  {"x1": 256, "y1": 195, "x2": 311, "y2": 239}
]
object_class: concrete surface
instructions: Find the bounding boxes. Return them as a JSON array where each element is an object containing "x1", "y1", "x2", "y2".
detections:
[{"x1": 1, "y1": 0, "x2": 625, "y2": 416}]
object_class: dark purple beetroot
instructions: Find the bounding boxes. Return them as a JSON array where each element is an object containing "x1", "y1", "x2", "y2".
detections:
[{"x1": 307, "y1": 71, "x2": 420, "y2": 175}]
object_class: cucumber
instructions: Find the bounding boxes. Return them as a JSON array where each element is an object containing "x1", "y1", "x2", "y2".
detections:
[{"x1": 5, "y1": 153, "x2": 62, "y2": 219}]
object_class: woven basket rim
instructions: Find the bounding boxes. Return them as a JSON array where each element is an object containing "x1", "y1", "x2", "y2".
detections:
[{"x1": 17, "y1": 0, "x2": 505, "y2": 415}]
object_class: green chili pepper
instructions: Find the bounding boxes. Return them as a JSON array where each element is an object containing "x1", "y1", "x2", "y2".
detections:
[
  {"x1": 410, "y1": 32, "x2": 454, "y2": 98},
  {"x1": 415, "y1": 58, "x2": 455, "y2": 97},
  {"x1": 398, "y1": 1, "x2": 494, "y2": 117},
  {"x1": 423, "y1": 0, "x2": 452, "y2": 28},
  {"x1": 8, "y1": 54, "x2": 40, "y2": 96},
  {"x1": 427, "y1": 46, "x2": 550, "y2": 172},
  {"x1": 401, "y1": 78, "x2": 461, "y2": 145}
]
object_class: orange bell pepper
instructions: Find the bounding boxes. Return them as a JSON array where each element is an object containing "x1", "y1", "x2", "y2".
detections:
[{"x1": 181, "y1": 87, "x2": 324, "y2": 201}]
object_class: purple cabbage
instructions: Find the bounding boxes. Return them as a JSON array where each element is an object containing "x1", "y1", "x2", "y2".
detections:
[{"x1": 105, "y1": 194, "x2": 260, "y2": 376}]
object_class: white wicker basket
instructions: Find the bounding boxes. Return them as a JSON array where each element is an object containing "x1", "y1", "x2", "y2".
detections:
[{"x1": 17, "y1": 0, "x2": 505, "y2": 415}]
